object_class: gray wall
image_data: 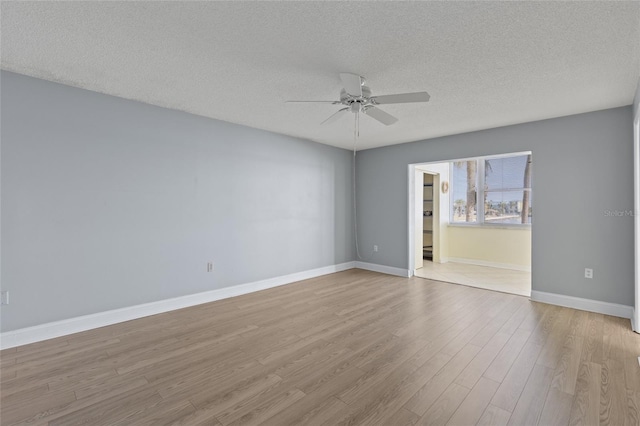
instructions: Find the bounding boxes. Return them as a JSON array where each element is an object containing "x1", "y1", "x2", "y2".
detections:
[
  {"x1": 1, "y1": 71, "x2": 355, "y2": 331},
  {"x1": 356, "y1": 107, "x2": 635, "y2": 306}
]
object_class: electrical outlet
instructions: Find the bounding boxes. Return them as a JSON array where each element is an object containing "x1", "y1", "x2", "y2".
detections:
[
  {"x1": 584, "y1": 268, "x2": 593, "y2": 279},
  {"x1": 207, "y1": 262, "x2": 214, "y2": 272},
  {"x1": 1, "y1": 291, "x2": 9, "y2": 305},
  {"x1": 373, "y1": 245, "x2": 378, "y2": 252}
]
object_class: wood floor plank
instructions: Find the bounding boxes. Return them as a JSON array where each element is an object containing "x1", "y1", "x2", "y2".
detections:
[
  {"x1": 482, "y1": 329, "x2": 531, "y2": 383},
  {"x1": 620, "y1": 325, "x2": 640, "y2": 393},
  {"x1": 454, "y1": 332, "x2": 511, "y2": 389},
  {"x1": 321, "y1": 351, "x2": 451, "y2": 426},
  {"x1": 567, "y1": 309, "x2": 589, "y2": 337},
  {"x1": 220, "y1": 388, "x2": 306, "y2": 426},
  {"x1": 477, "y1": 404, "x2": 512, "y2": 426},
  {"x1": 291, "y1": 362, "x2": 366, "y2": 397},
  {"x1": 445, "y1": 377, "x2": 500, "y2": 426},
  {"x1": 156, "y1": 403, "x2": 222, "y2": 426},
  {"x1": 112, "y1": 398, "x2": 196, "y2": 426},
  {"x1": 154, "y1": 359, "x2": 266, "y2": 401},
  {"x1": 418, "y1": 382, "x2": 469, "y2": 426},
  {"x1": 627, "y1": 389, "x2": 639, "y2": 426},
  {"x1": 74, "y1": 374, "x2": 148, "y2": 400},
  {"x1": 517, "y1": 301, "x2": 549, "y2": 333},
  {"x1": 579, "y1": 312, "x2": 604, "y2": 364},
  {"x1": 526, "y1": 303, "x2": 561, "y2": 346},
  {"x1": 261, "y1": 394, "x2": 347, "y2": 426},
  {"x1": 336, "y1": 337, "x2": 429, "y2": 405},
  {"x1": 469, "y1": 297, "x2": 524, "y2": 348},
  {"x1": 538, "y1": 388, "x2": 573, "y2": 426},
  {"x1": 507, "y1": 363, "x2": 555, "y2": 426},
  {"x1": 497, "y1": 301, "x2": 533, "y2": 336},
  {"x1": 569, "y1": 361, "x2": 602, "y2": 426},
  {"x1": 490, "y1": 338, "x2": 543, "y2": 412},
  {"x1": 537, "y1": 308, "x2": 576, "y2": 369},
  {"x1": 13, "y1": 337, "x2": 120, "y2": 366},
  {"x1": 438, "y1": 293, "x2": 512, "y2": 356},
  {"x1": 387, "y1": 408, "x2": 421, "y2": 426},
  {"x1": 0, "y1": 270, "x2": 637, "y2": 426},
  {"x1": 600, "y1": 357, "x2": 629, "y2": 426},
  {"x1": 0, "y1": 388, "x2": 76, "y2": 425},
  {"x1": 48, "y1": 387, "x2": 162, "y2": 426},
  {"x1": 602, "y1": 316, "x2": 627, "y2": 362},
  {"x1": 318, "y1": 362, "x2": 423, "y2": 425},
  {"x1": 46, "y1": 367, "x2": 118, "y2": 394},
  {"x1": 550, "y1": 334, "x2": 584, "y2": 395},
  {"x1": 189, "y1": 373, "x2": 283, "y2": 412},
  {"x1": 404, "y1": 343, "x2": 482, "y2": 416},
  {"x1": 0, "y1": 382, "x2": 49, "y2": 407}
]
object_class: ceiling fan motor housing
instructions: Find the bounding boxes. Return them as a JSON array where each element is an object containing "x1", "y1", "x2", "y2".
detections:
[{"x1": 340, "y1": 86, "x2": 373, "y2": 109}]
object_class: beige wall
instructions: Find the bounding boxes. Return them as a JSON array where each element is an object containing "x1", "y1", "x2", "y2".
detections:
[{"x1": 446, "y1": 226, "x2": 531, "y2": 268}]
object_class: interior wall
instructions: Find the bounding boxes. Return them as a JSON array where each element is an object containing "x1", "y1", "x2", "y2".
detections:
[
  {"x1": 446, "y1": 226, "x2": 531, "y2": 268},
  {"x1": 0, "y1": 71, "x2": 355, "y2": 332},
  {"x1": 356, "y1": 106, "x2": 634, "y2": 307}
]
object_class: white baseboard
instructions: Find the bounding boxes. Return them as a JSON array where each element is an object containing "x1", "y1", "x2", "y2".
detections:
[
  {"x1": 444, "y1": 257, "x2": 531, "y2": 272},
  {"x1": 355, "y1": 261, "x2": 411, "y2": 277},
  {"x1": 530, "y1": 290, "x2": 633, "y2": 319},
  {"x1": 632, "y1": 311, "x2": 638, "y2": 333},
  {"x1": 0, "y1": 261, "x2": 356, "y2": 350}
]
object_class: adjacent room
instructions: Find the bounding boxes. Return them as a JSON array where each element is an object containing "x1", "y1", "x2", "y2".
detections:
[
  {"x1": 1, "y1": 2, "x2": 639, "y2": 425},
  {"x1": 412, "y1": 153, "x2": 532, "y2": 297}
]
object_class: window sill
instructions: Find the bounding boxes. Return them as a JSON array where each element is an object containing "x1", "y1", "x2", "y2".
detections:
[{"x1": 447, "y1": 223, "x2": 532, "y2": 230}]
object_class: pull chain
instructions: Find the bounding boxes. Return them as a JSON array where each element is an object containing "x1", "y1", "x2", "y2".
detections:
[{"x1": 353, "y1": 109, "x2": 362, "y2": 259}]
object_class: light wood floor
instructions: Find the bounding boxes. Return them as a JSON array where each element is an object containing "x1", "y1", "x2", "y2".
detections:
[{"x1": 1, "y1": 269, "x2": 638, "y2": 425}]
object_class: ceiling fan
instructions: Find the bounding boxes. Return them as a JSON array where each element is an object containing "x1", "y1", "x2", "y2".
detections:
[{"x1": 286, "y1": 73, "x2": 430, "y2": 126}]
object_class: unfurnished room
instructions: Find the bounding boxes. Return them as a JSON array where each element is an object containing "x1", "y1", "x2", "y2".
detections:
[{"x1": 1, "y1": 2, "x2": 639, "y2": 425}]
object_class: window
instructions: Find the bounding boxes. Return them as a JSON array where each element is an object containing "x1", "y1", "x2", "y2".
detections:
[
  {"x1": 452, "y1": 160, "x2": 478, "y2": 223},
  {"x1": 451, "y1": 153, "x2": 532, "y2": 225}
]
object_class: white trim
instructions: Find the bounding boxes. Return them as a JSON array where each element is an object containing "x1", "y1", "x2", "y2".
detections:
[
  {"x1": 447, "y1": 223, "x2": 532, "y2": 230},
  {"x1": 408, "y1": 164, "x2": 417, "y2": 273},
  {"x1": 632, "y1": 312, "x2": 637, "y2": 334},
  {"x1": 444, "y1": 257, "x2": 531, "y2": 272},
  {"x1": 530, "y1": 290, "x2": 633, "y2": 319},
  {"x1": 634, "y1": 112, "x2": 640, "y2": 332},
  {"x1": 355, "y1": 261, "x2": 411, "y2": 278},
  {"x1": 0, "y1": 261, "x2": 356, "y2": 350}
]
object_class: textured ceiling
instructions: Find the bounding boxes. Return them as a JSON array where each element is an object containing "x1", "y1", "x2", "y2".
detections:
[{"x1": 2, "y1": 1, "x2": 639, "y2": 151}]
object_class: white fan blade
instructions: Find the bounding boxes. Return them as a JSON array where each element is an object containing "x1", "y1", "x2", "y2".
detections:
[
  {"x1": 340, "y1": 73, "x2": 363, "y2": 97},
  {"x1": 371, "y1": 92, "x2": 430, "y2": 104},
  {"x1": 363, "y1": 106, "x2": 398, "y2": 126},
  {"x1": 285, "y1": 100, "x2": 341, "y2": 104},
  {"x1": 321, "y1": 108, "x2": 349, "y2": 125}
]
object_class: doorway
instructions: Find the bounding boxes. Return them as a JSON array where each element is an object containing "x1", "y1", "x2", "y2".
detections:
[
  {"x1": 413, "y1": 164, "x2": 449, "y2": 269},
  {"x1": 409, "y1": 153, "x2": 532, "y2": 297}
]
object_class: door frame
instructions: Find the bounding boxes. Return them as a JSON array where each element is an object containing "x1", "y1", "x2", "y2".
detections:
[
  {"x1": 408, "y1": 165, "x2": 442, "y2": 274},
  {"x1": 633, "y1": 110, "x2": 639, "y2": 332}
]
